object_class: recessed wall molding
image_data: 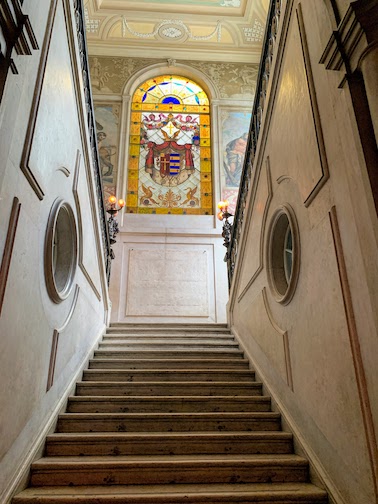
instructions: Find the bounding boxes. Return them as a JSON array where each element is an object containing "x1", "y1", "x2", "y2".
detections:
[
  {"x1": 46, "y1": 330, "x2": 59, "y2": 392},
  {"x1": 57, "y1": 166, "x2": 71, "y2": 177},
  {"x1": 237, "y1": 156, "x2": 273, "y2": 303},
  {"x1": 46, "y1": 284, "x2": 80, "y2": 392},
  {"x1": 0, "y1": 197, "x2": 21, "y2": 317},
  {"x1": 20, "y1": 0, "x2": 59, "y2": 200},
  {"x1": 262, "y1": 287, "x2": 293, "y2": 390},
  {"x1": 329, "y1": 205, "x2": 378, "y2": 499},
  {"x1": 73, "y1": 150, "x2": 102, "y2": 301},
  {"x1": 296, "y1": 3, "x2": 329, "y2": 207},
  {"x1": 277, "y1": 174, "x2": 293, "y2": 184}
]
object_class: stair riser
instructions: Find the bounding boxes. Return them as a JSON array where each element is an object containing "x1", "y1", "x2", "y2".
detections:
[
  {"x1": 106, "y1": 326, "x2": 229, "y2": 334},
  {"x1": 75, "y1": 383, "x2": 262, "y2": 397},
  {"x1": 82, "y1": 371, "x2": 256, "y2": 383},
  {"x1": 45, "y1": 437, "x2": 293, "y2": 456},
  {"x1": 93, "y1": 351, "x2": 244, "y2": 360},
  {"x1": 30, "y1": 463, "x2": 308, "y2": 486},
  {"x1": 11, "y1": 495, "x2": 329, "y2": 504},
  {"x1": 57, "y1": 417, "x2": 281, "y2": 433},
  {"x1": 67, "y1": 398, "x2": 272, "y2": 413},
  {"x1": 88, "y1": 359, "x2": 250, "y2": 370}
]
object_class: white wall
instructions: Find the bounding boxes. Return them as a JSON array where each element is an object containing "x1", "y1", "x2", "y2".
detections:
[
  {"x1": 0, "y1": 0, "x2": 110, "y2": 500},
  {"x1": 229, "y1": 1, "x2": 378, "y2": 503}
]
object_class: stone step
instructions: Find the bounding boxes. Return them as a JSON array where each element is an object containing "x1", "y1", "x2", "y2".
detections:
[
  {"x1": 12, "y1": 482, "x2": 328, "y2": 503},
  {"x1": 30, "y1": 455, "x2": 309, "y2": 486},
  {"x1": 103, "y1": 333, "x2": 235, "y2": 340},
  {"x1": 82, "y1": 369, "x2": 256, "y2": 383},
  {"x1": 75, "y1": 381, "x2": 263, "y2": 397},
  {"x1": 45, "y1": 431, "x2": 293, "y2": 457},
  {"x1": 107, "y1": 323, "x2": 230, "y2": 333},
  {"x1": 93, "y1": 349, "x2": 245, "y2": 360},
  {"x1": 88, "y1": 358, "x2": 250, "y2": 370},
  {"x1": 98, "y1": 342, "x2": 240, "y2": 350},
  {"x1": 66, "y1": 395, "x2": 272, "y2": 414},
  {"x1": 57, "y1": 412, "x2": 281, "y2": 433}
]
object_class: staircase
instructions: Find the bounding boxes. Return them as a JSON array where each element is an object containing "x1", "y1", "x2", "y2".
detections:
[{"x1": 13, "y1": 325, "x2": 328, "y2": 503}]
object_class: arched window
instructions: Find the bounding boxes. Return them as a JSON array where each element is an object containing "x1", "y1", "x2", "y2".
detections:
[{"x1": 126, "y1": 75, "x2": 213, "y2": 215}]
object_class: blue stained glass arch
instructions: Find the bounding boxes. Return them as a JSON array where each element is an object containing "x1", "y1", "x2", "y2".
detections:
[{"x1": 161, "y1": 96, "x2": 181, "y2": 104}]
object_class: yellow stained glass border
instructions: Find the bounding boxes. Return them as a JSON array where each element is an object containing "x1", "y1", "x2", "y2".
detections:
[{"x1": 128, "y1": 75, "x2": 213, "y2": 215}]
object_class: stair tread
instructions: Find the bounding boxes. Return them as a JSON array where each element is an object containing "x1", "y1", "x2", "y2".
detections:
[
  {"x1": 90, "y1": 359, "x2": 250, "y2": 363},
  {"x1": 77, "y1": 381, "x2": 262, "y2": 385},
  {"x1": 68, "y1": 395, "x2": 271, "y2": 403},
  {"x1": 48, "y1": 431, "x2": 292, "y2": 439},
  {"x1": 103, "y1": 334, "x2": 235, "y2": 338},
  {"x1": 68, "y1": 395, "x2": 270, "y2": 400},
  {"x1": 13, "y1": 483, "x2": 327, "y2": 503},
  {"x1": 33, "y1": 454, "x2": 307, "y2": 466},
  {"x1": 84, "y1": 369, "x2": 253, "y2": 373},
  {"x1": 95, "y1": 348, "x2": 243, "y2": 352},
  {"x1": 59, "y1": 412, "x2": 279, "y2": 418}
]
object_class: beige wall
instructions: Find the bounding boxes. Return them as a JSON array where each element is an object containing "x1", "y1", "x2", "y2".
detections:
[
  {"x1": 229, "y1": 1, "x2": 378, "y2": 503},
  {"x1": 0, "y1": 0, "x2": 109, "y2": 500}
]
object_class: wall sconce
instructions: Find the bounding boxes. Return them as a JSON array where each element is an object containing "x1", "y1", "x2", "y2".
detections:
[
  {"x1": 106, "y1": 196, "x2": 125, "y2": 245},
  {"x1": 217, "y1": 200, "x2": 233, "y2": 260}
]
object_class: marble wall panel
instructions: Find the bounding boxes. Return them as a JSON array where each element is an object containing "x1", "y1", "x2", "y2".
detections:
[{"x1": 125, "y1": 245, "x2": 211, "y2": 318}]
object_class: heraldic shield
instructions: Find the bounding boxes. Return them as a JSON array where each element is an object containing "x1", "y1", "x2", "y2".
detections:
[{"x1": 145, "y1": 140, "x2": 195, "y2": 187}]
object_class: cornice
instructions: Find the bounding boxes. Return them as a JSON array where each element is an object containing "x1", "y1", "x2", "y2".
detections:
[{"x1": 320, "y1": 0, "x2": 378, "y2": 73}]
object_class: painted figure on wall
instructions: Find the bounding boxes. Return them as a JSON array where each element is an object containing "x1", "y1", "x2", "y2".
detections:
[
  {"x1": 223, "y1": 132, "x2": 248, "y2": 187},
  {"x1": 97, "y1": 129, "x2": 116, "y2": 178},
  {"x1": 221, "y1": 111, "x2": 251, "y2": 214},
  {"x1": 93, "y1": 104, "x2": 120, "y2": 203}
]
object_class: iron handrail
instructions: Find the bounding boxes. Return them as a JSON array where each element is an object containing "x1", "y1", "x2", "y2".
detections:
[
  {"x1": 73, "y1": 0, "x2": 112, "y2": 283},
  {"x1": 226, "y1": 0, "x2": 282, "y2": 288}
]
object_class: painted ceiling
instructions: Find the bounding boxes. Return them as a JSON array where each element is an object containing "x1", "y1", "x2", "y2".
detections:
[{"x1": 85, "y1": 0, "x2": 269, "y2": 63}]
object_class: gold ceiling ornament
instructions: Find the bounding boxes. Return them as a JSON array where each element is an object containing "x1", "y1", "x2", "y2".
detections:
[{"x1": 122, "y1": 17, "x2": 222, "y2": 43}]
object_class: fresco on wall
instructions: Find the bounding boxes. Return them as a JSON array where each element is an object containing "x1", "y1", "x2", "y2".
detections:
[
  {"x1": 221, "y1": 111, "x2": 251, "y2": 214},
  {"x1": 127, "y1": 75, "x2": 213, "y2": 215},
  {"x1": 93, "y1": 104, "x2": 120, "y2": 202},
  {"x1": 88, "y1": 55, "x2": 258, "y2": 99}
]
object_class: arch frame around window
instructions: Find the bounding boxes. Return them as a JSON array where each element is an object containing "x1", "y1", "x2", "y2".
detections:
[
  {"x1": 116, "y1": 62, "x2": 222, "y2": 223},
  {"x1": 266, "y1": 204, "x2": 300, "y2": 305}
]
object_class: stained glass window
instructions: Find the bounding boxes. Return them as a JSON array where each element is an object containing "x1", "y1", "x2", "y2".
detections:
[{"x1": 126, "y1": 75, "x2": 213, "y2": 215}]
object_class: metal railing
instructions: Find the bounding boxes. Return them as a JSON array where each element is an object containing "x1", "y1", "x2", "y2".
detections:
[
  {"x1": 226, "y1": 0, "x2": 282, "y2": 288},
  {"x1": 73, "y1": 0, "x2": 112, "y2": 283}
]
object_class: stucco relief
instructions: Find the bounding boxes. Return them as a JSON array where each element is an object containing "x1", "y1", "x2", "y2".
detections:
[{"x1": 89, "y1": 55, "x2": 259, "y2": 98}]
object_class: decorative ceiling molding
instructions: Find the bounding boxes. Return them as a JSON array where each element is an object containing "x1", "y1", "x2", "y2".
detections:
[
  {"x1": 242, "y1": 18, "x2": 265, "y2": 43},
  {"x1": 92, "y1": 0, "x2": 248, "y2": 16},
  {"x1": 85, "y1": 0, "x2": 269, "y2": 64},
  {"x1": 84, "y1": 7, "x2": 102, "y2": 34},
  {"x1": 122, "y1": 18, "x2": 222, "y2": 42}
]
